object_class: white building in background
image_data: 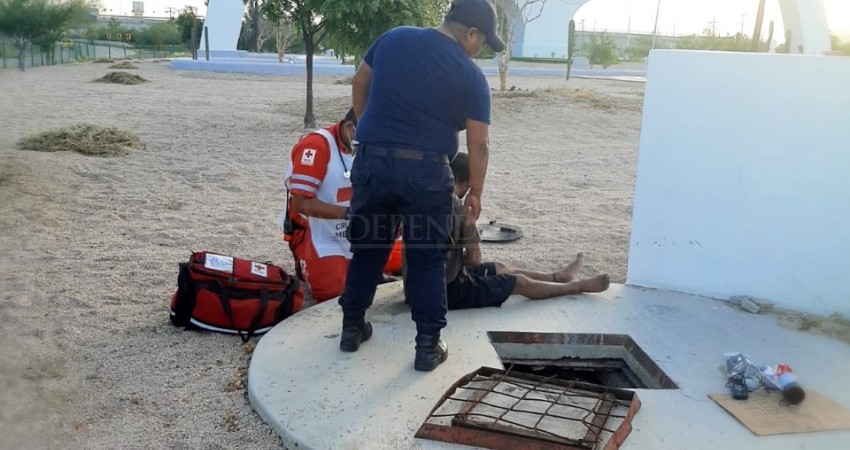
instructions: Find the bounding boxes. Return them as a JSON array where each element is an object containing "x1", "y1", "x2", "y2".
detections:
[
  {"x1": 97, "y1": 0, "x2": 207, "y2": 19},
  {"x1": 507, "y1": 0, "x2": 831, "y2": 58}
]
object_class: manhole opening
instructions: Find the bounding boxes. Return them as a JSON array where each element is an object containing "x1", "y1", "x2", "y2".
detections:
[
  {"x1": 489, "y1": 332, "x2": 678, "y2": 390},
  {"x1": 505, "y1": 358, "x2": 649, "y2": 389}
]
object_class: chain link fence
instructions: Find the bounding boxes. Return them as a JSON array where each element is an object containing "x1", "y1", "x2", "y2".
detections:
[{"x1": 1, "y1": 38, "x2": 191, "y2": 70}]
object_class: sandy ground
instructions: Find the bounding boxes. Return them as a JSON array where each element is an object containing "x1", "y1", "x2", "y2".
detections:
[{"x1": 0, "y1": 61, "x2": 842, "y2": 449}]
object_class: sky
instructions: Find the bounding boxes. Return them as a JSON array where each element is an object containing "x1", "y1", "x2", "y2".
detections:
[
  {"x1": 98, "y1": 0, "x2": 850, "y2": 39},
  {"x1": 572, "y1": 0, "x2": 850, "y2": 39}
]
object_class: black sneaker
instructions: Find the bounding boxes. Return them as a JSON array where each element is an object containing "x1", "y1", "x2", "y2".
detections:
[
  {"x1": 339, "y1": 322, "x2": 373, "y2": 352},
  {"x1": 414, "y1": 336, "x2": 448, "y2": 371}
]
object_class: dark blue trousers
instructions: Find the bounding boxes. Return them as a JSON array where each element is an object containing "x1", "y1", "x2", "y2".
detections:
[{"x1": 338, "y1": 146, "x2": 453, "y2": 337}]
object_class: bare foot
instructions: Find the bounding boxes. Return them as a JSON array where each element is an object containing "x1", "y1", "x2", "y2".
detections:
[
  {"x1": 555, "y1": 252, "x2": 584, "y2": 283},
  {"x1": 581, "y1": 274, "x2": 610, "y2": 293}
]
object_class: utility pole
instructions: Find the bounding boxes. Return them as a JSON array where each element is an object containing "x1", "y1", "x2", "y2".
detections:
[
  {"x1": 580, "y1": 19, "x2": 585, "y2": 50},
  {"x1": 750, "y1": 0, "x2": 766, "y2": 52},
  {"x1": 651, "y1": 0, "x2": 661, "y2": 49},
  {"x1": 738, "y1": 13, "x2": 746, "y2": 50},
  {"x1": 165, "y1": 7, "x2": 177, "y2": 20},
  {"x1": 709, "y1": 16, "x2": 717, "y2": 37}
]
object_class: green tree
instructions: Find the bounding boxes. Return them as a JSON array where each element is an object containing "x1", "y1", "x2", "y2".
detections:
[
  {"x1": 321, "y1": 0, "x2": 448, "y2": 67},
  {"x1": 261, "y1": 0, "x2": 297, "y2": 61},
  {"x1": 278, "y1": 0, "x2": 446, "y2": 129},
  {"x1": 243, "y1": 0, "x2": 263, "y2": 52},
  {"x1": 174, "y1": 6, "x2": 203, "y2": 49},
  {"x1": 493, "y1": 0, "x2": 547, "y2": 92},
  {"x1": 0, "y1": 0, "x2": 92, "y2": 70},
  {"x1": 584, "y1": 33, "x2": 618, "y2": 69},
  {"x1": 276, "y1": 0, "x2": 326, "y2": 128},
  {"x1": 136, "y1": 21, "x2": 181, "y2": 46},
  {"x1": 831, "y1": 34, "x2": 850, "y2": 56},
  {"x1": 623, "y1": 35, "x2": 653, "y2": 62}
]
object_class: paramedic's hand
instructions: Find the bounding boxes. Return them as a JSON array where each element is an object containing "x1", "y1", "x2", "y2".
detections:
[{"x1": 463, "y1": 193, "x2": 481, "y2": 227}]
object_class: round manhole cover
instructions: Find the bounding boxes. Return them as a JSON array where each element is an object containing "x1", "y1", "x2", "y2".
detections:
[{"x1": 477, "y1": 221, "x2": 523, "y2": 242}]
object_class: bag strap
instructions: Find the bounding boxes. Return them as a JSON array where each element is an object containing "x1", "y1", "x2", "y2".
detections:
[
  {"x1": 245, "y1": 290, "x2": 271, "y2": 341},
  {"x1": 213, "y1": 282, "x2": 274, "y2": 343},
  {"x1": 173, "y1": 263, "x2": 197, "y2": 327},
  {"x1": 210, "y1": 283, "x2": 249, "y2": 343}
]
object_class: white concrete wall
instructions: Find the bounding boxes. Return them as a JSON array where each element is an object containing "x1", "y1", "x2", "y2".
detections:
[
  {"x1": 514, "y1": 0, "x2": 582, "y2": 58},
  {"x1": 199, "y1": 0, "x2": 244, "y2": 52},
  {"x1": 627, "y1": 50, "x2": 850, "y2": 316},
  {"x1": 515, "y1": 0, "x2": 829, "y2": 58},
  {"x1": 778, "y1": 0, "x2": 831, "y2": 54}
]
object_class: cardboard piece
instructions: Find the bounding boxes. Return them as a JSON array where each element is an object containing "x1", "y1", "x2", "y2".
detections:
[{"x1": 709, "y1": 390, "x2": 850, "y2": 436}]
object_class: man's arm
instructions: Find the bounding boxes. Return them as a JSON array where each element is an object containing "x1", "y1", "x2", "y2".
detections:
[
  {"x1": 460, "y1": 208, "x2": 482, "y2": 266},
  {"x1": 463, "y1": 241, "x2": 482, "y2": 266},
  {"x1": 291, "y1": 195, "x2": 348, "y2": 220},
  {"x1": 352, "y1": 62, "x2": 372, "y2": 120},
  {"x1": 464, "y1": 119, "x2": 490, "y2": 226}
]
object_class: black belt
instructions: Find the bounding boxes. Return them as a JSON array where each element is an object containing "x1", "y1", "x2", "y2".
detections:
[{"x1": 361, "y1": 145, "x2": 450, "y2": 164}]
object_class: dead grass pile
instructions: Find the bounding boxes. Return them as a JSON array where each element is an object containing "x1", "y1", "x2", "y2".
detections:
[
  {"x1": 544, "y1": 87, "x2": 643, "y2": 112},
  {"x1": 16, "y1": 124, "x2": 143, "y2": 157},
  {"x1": 333, "y1": 76, "x2": 353, "y2": 85},
  {"x1": 94, "y1": 58, "x2": 115, "y2": 63},
  {"x1": 565, "y1": 88, "x2": 617, "y2": 109},
  {"x1": 109, "y1": 61, "x2": 138, "y2": 70},
  {"x1": 94, "y1": 71, "x2": 148, "y2": 85},
  {"x1": 492, "y1": 89, "x2": 539, "y2": 99}
]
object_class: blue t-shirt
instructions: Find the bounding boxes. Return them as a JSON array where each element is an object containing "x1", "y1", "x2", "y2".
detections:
[{"x1": 355, "y1": 27, "x2": 491, "y2": 158}]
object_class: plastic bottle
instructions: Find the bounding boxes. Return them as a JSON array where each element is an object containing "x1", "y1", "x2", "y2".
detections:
[{"x1": 761, "y1": 364, "x2": 806, "y2": 405}]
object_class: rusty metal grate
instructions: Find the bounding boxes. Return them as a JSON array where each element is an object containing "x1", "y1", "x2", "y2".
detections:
[{"x1": 416, "y1": 366, "x2": 640, "y2": 450}]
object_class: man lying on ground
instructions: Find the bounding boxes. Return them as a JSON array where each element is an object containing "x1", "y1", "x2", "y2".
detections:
[{"x1": 444, "y1": 152, "x2": 610, "y2": 310}]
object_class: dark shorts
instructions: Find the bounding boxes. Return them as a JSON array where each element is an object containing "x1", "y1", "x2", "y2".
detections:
[{"x1": 446, "y1": 262, "x2": 517, "y2": 310}]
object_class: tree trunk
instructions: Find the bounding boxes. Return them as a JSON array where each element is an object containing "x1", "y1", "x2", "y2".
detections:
[
  {"x1": 249, "y1": 0, "x2": 260, "y2": 53},
  {"x1": 16, "y1": 39, "x2": 26, "y2": 71},
  {"x1": 750, "y1": 0, "x2": 766, "y2": 52},
  {"x1": 276, "y1": 26, "x2": 283, "y2": 62},
  {"x1": 304, "y1": 33, "x2": 316, "y2": 129},
  {"x1": 498, "y1": 52, "x2": 508, "y2": 92}
]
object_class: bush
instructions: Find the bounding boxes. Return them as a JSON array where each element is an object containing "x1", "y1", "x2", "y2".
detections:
[{"x1": 584, "y1": 33, "x2": 618, "y2": 68}]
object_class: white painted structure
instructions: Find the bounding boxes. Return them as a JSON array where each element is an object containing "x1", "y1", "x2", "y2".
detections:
[
  {"x1": 199, "y1": 0, "x2": 831, "y2": 57},
  {"x1": 513, "y1": 0, "x2": 831, "y2": 57},
  {"x1": 249, "y1": 282, "x2": 850, "y2": 449},
  {"x1": 777, "y1": 0, "x2": 831, "y2": 55},
  {"x1": 198, "y1": 0, "x2": 244, "y2": 54},
  {"x1": 627, "y1": 50, "x2": 850, "y2": 316}
]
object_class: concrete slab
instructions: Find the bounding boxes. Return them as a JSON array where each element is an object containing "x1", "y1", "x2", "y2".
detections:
[{"x1": 248, "y1": 283, "x2": 850, "y2": 449}]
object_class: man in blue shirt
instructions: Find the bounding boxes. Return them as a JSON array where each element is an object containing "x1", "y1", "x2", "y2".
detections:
[{"x1": 338, "y1": 0, "x2": 503, "y2": 371}]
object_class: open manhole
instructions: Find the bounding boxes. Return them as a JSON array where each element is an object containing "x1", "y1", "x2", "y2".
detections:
[{"x1": 488, "y1": 332, "x2": 678, "y2": 390}]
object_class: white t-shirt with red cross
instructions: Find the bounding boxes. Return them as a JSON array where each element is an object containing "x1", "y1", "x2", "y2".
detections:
[{"x1": 282, "y1": 124, "x2": 354, "y2": 259}]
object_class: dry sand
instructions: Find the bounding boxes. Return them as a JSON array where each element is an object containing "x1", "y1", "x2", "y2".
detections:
[{"x1": 0, "y1": 60, "x2": 652, "y2": 449}]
